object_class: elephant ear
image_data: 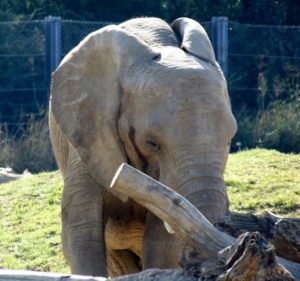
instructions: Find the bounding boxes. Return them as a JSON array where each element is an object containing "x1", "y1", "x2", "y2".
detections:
[
  {"x1": 171, "y1": 17, "x2": 216, "y2": 64},
  {"x1": 50, "y1": 25, "x2": 159, "y2": 200}
]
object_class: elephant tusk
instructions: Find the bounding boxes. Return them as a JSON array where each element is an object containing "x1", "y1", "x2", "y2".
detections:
[{"x1": 164, "y1": 221, "x2": 175, "y2": 234}]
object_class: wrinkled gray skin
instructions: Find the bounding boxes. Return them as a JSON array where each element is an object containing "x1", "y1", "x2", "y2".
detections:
[{"x1": 49, "y1": 17, "x2": 237, "y2": 277}]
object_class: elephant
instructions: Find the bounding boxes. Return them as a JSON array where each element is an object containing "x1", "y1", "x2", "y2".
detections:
[{"x1": 49, "y1": 17, "x2": 237, "y2": 278}]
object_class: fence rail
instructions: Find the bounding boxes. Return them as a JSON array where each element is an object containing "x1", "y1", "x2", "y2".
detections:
[
  {"x1": 0, "y1": 17, "x2": 299, "y2": 128},
  {"x1": 0, "y1": 270, "x2": 106, "y2": 281}
]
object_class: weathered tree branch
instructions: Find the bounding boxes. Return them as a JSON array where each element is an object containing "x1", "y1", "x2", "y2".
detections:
[
  {"x1": 110, "y1": 163, "x2": 300, "y2": 280},
  {"x1": 110, "y1": 163, "x2": 235, "y2": 260},
  {"x1": 217, "y1": 211, "x2": 300, "y2": 263}
]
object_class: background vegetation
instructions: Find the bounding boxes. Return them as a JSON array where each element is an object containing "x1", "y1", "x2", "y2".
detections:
[
  {"x1": 0, "y1": 149, "x2": 299, "y2": 272},
  {"x1": 0, "y1": 116, "x2": 56, "y2": 173},
  {"x1": 0, "y1": 0, "x2": 299, "y2": 25},
  {"x1": 0, "y1": 0, "x2": 299, "y2": 172}
]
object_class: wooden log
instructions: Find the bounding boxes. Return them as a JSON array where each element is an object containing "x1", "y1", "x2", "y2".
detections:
[
  {"x1": 110, "y1": 163, "x2": 235, "y2": 260},
  {"x1": 273, "y1": 218, "x2": 300, "y2": 263},
  {"x1": 278, "y1": 258, "x2": 300, "y2": 280},
  {"x1": 110, "y1": 163, "x2": 300, "y2": 280},
  {"x1": 110, "y1": 269, "x2": 196, "y2": 281},
  {"x1": 216, "y1": 211, "x2": 277, "y2": 238},
  {"x1": 216, "y1": 211, "x2": 300, "y2": 263},
  {"x1": 0, "y1": 269, "x2": 197, "y2": 281},
  {"x1": 217, "y1": 232, "x2": 294, "y2": 281}
]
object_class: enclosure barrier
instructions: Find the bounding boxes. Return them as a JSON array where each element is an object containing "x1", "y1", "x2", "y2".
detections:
[
  {"x1": 0, "y1": 270, "x2": 106, "y2": 281},
  {"x1": 1, "y1": 16, "x2": 300, "y2": 129}
]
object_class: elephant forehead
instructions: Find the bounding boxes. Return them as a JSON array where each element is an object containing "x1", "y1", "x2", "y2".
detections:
[
  {"x1": 140, "y1": 74, "x2": 226, "y2": 106},
  {"x1": 136, "y1": 86, "x2": 229, "y2": 121},
  {"x1": 158, "y1": 46, "x2": 223, "y2": 79},
  {"x1": 138, "y1": 51, "x2": 224, "y2": 94},
  {"x1": 159, "y1": 46, "x2": 204, "y2": 68}
]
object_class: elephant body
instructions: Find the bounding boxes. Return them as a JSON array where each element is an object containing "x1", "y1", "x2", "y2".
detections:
[{"x1": 49, "y1": 17, "x2": 237, "y2": 277}]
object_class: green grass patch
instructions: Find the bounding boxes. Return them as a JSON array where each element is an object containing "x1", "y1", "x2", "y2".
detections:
[
  {"x1": 226, "y1": 148, "x2": 300, "y2": 216},
  {"x1": 0, "y1": 148, "x2": 299, "y2": 272},
  {"x1": 0, "y1": 172, "x2": 68, "y2": 272}
]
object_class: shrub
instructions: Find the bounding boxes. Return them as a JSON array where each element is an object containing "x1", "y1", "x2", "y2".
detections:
[
  {"x1": 0, "y1": 115, "x2": 57, "y2": 173},
  {"x1": 231, "y1": 108, "x2": 257, "y2": 151},
  {"x1": 256, "y1": 99, "x2": 300, "y2": 153},
  {"x1": 233, "y1": 96, "x2": 300, "y2": 153}
]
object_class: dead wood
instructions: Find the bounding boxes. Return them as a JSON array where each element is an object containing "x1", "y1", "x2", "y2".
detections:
[
  {"x1": 273, "y1": 218, "x2": 300, "y2": 263},
  {"x1": 110, "y1": 163, "x2": 235, "y2": 260},
  {"x1": 217, "y1": 232, "x2": 294, "y2": 281},
  {"x1": 111, "y1": 269, "x2": 196, "y2": 281},
  {"x1": 110, "y1": 163, "x2": 300, "y2": 280},
  {"x1": 216, "y1": 211, "x2": 300, "y2": 263}
]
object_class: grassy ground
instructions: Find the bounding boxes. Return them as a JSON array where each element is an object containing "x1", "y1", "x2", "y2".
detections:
[
  {"x1": 0, "y1": 172, "x2": 67, "y2": 272},
  {"x1": 226, "y1": 149, "x2": 300, "y2": 217},
  {"x1": 0, "y1": 148, "x2": 299, "y2": 273}
]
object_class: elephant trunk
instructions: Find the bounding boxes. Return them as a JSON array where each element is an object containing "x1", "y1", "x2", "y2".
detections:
[
  {"x1": 161, "y1": 160, "x2": 229, "y2": 224},
  {"x1": 178, "y1": 176, "x2": 228, "y2": 223}
]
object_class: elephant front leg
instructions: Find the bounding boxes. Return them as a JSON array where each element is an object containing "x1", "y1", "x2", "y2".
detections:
[
  {"x1": 142, "y1": 212, "x2": 182, "y2": 269},
  {"x1": 61, "y1": 168, "x2": 107, "y2": 277}
]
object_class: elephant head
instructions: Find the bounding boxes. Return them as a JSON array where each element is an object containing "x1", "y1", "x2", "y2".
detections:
[{"x1": 51, "y1": 18, "x2": 237, "y2": 224}]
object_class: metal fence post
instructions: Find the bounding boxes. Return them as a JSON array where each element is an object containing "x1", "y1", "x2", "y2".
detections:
[
  {"x1": 211, "y1": 17, "x2": 228, "y2": 78},
  {"x1": 45, "y1": 16, "x2": 61, "y2": 90}
]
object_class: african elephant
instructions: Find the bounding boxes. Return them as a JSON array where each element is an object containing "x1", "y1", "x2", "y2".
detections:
[{"x1": 49, "y1": 17, "x2": 237, "y2": 277}]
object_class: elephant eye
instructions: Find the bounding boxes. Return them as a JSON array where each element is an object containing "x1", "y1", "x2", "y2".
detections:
[
  {"x1": 146, "y1": 139, "x2": 160, "y2": 152},
  {"x1": 152, "y1": 53, "x2": 161, "y2": 62}
]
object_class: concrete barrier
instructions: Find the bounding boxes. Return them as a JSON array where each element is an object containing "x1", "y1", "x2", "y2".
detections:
[{"x1": 0, "y1": 270, "x2": 106, "y2": 281}]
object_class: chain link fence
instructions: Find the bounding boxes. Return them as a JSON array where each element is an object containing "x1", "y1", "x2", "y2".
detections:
[
  {"x1": 0, "y1": 18, "x2": 299, "y2": 130},
  {"x1": 0, "y1": 20, "x2": 47, "y2": 127},
  {"x1": 0, "y1": 19, "x2": 111, "y2": 129},
  {"x1": 228, "y1": 21, "x2": 300, "y2": 112}
]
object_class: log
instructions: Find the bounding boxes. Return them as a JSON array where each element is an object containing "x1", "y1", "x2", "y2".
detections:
[
  {"x1": 273, "y1": 218, "x2": 300, "y2": 263},
  {"x1": 110, "y1": 163, "x2": 300, "y2": 280},
  {"x1": 110, "y1": 163, "x2": 235, "y2": 260},
  {"x1": 217, "y1": 232, "x2": 294, "y2": 281},
  {"x1": 216, "y1": 211, "x2": 300, "y2": 263},
  {"x1": 110, "y1": 269, "x2": 196, "y2": 281},
  {"x1": 0, "y1": 269, "x2": 194, "y2": 281}
]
